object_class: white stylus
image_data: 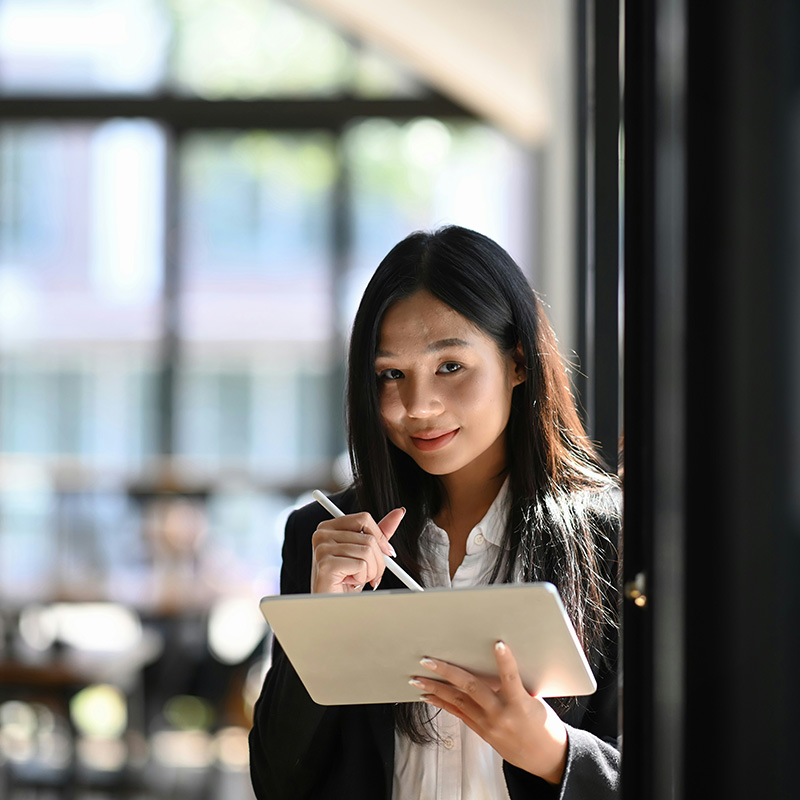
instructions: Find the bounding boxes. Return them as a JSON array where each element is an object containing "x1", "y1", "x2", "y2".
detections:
[{"x1": 312, "y1": 490, "x2": 425, "y2": 593}]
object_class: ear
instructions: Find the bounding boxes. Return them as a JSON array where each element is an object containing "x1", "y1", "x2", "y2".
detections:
[{"x1": 512, "y1": 342, "x2": 527, "y2": 385}]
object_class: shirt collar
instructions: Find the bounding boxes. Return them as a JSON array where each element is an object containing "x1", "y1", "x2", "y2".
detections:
[
  {"x1": 471, "y1": 475, "x2": 511, "y2": 550},
  {"x1": 421, "y1": 476, "x2": 512, "y2": 551}
]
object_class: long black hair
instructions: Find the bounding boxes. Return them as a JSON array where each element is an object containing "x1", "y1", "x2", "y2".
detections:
[{"x1": 346, "y1": 226, "x2": 620, "y2": 742}]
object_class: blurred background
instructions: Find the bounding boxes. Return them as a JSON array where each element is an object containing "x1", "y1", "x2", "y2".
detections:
[{"x1": 0, "y1": 0, "x2": 600, "y2": 797}]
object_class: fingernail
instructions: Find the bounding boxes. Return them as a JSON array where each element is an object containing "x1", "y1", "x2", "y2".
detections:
[
  {"x1": 420, "y1": 696, "x2": 435, "y2": 705},
  {"x1": 388, "y1": 543, "x2": 397, "y2": 558},
  {"x1": 495, "y1": 641, "x2": 507, "y2": 653},
  {"x1": 408, "y1": 679, "x2": 424, "y2": 688},
  {"x1": 372, "y1": 577, "x2": 381, "y2": 591},
  {"x1": 420, "y1": 658, "x2": 437, "y2": 670}
]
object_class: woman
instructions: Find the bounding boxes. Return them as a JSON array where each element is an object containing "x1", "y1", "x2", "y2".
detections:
[{"x1": 249, "y1": 226, "x2": 621, "y2": 799}]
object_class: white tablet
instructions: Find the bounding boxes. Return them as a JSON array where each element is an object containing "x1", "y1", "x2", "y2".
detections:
[{"x1": 259, "y1": 582, "x2": 596, "y2": 706}]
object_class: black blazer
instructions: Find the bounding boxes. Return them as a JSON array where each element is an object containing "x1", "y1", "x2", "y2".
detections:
[{"x1": 249, "y1": 490, "x2": 620, "y2": 800}]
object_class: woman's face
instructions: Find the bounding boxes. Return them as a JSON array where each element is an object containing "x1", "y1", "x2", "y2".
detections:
[{"x1": 375, "y1": 290, "x2": 524, "y2": 482}]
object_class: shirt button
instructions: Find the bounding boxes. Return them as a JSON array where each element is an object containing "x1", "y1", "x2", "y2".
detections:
[
  {"x1": 474, "y1": 532, "x2": 485, "y2": 546},
  {"x1": 442, "y1": 737, "x2": 455, "y2": 750}
]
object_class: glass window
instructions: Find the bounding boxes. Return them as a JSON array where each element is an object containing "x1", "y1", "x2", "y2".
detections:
[
  {"x1": 168, "y1": 0, "x2": 423, "y2": 99},
  {"x1": 176, "y1": 130, "x2": 338, "y2": 479},
  {"x1": 0, "y1": 0, "x2": 170, "y2": 95},
  {"x1": 169, "y1": 0, "x2": 352, "y2": 98},
  {"x1": 0, "y1": 120, "x2": 164, "y2": 599},
  {"x1": 344, "y1": 118, "x2": 538, "y2": 324},
  {"x1": 0, "y1": 0, "x2": 423, "y2": 99}
]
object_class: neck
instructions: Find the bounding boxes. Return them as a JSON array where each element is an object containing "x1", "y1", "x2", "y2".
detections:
[{"x1": 437, "y1": 467, "x2": 507, "y2": 534}]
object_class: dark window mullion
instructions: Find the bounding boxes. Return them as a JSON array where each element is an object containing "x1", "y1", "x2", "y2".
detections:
[
  {"x1": 577, "y1": 0, "x2": 621, "y2": 472},
  {"x1": 328, "y1": 127, "x2": 352, "y2": 467},
  {"x1": 158, "y1": 124, "x2": 182, "y2": 458}
]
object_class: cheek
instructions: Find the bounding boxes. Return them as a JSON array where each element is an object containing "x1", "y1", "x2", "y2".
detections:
[
  {"x1": 453, "y1": 370, "x2": 510, "y2": 416},
  {"x1": 377, "y1": 387, "x2": 401, "y2": 429}
]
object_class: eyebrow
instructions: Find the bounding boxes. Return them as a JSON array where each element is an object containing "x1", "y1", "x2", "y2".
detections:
[{"x1": 375, "y1": 338, "x2": 472, "y2": 358}]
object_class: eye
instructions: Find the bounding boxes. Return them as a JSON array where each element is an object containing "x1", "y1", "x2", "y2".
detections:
[
  {"x1": 377, "y1": 368, "x2": 404, "y2": 381},
  {"x1": 438, "y1": 362, "x2": 462, "y2": 374}
]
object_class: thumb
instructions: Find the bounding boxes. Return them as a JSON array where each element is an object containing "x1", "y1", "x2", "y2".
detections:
[{"x1": 378, "y1": 506, "x2": 406, "y2": 542}]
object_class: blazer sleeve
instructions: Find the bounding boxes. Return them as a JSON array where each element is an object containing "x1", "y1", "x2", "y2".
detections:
[
  {"x1": 503, "y1": 486, "x2": 621, "y2": 800},
  {"x1": 501, "y1": 661, "x2": 620, "y2": 800},
  {"x1": 248, "y1": 505, "x2": 346, "y2": 800}
]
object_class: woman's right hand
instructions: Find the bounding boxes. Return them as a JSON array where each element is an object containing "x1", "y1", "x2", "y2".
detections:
[{"x1": 310, "y1": 508, "x2": 406, "y2": 594}]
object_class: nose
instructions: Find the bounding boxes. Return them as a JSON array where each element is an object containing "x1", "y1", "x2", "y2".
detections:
[{"x1": 401, "y1": 375, "x2": 444, "y2": 418}]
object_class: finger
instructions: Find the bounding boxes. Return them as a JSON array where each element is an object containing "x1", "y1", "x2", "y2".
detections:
[
  {"x1": 420, "y1": 694, "x2": 481, "y2": 728},
  {"x1": 316, "y1": 538, "x2": 380, "y2": 564},
  {"x1": 493, "y1": 641, "x2": 529, "y2": 701},
  {"x1": 321, "y1": 512, "x2": 402, "y2": 559},
  {"x1": 350, "y1": 510, "x2": 404, "y2": 558},
  {"x1": 410, "y1": 676, "x2": 487, "y2": 724},
  {"x1": 377, "y1": 508, "x2": 406, "y2": 553},
  {"x1": 316, "y1": 528, "x2": 387, "y2": 568},
  {"x1": 318, "y1": 554, "x2": 372, "y2": 587},
  {"x1": 417, "y1": 691, "x2": 488, "y2": 738},
  {"x1": 315, "y1": 543, "x2": 381, "y2": 587},
  {"x1": 418, "y1": 657, "x2": 499, "y2": 712},
  {"x1": 314, "y1": 526, "x2": 386, "y2": 590}
]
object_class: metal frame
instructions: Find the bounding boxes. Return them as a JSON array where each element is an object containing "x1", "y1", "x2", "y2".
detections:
[
  {"x1": 0, "y1": 94, "x2": 473, "y2": 128},
  {"x1": 623, "y1": 0, "x2": 800, "y2": 796},
  {"x1": 576, "y1": 0, "x2": 621, "y2": 472}
]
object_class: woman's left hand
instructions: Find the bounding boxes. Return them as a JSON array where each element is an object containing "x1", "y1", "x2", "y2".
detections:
[{"x1": 411, "y1": 641, "x2": 569, "y2": 785}]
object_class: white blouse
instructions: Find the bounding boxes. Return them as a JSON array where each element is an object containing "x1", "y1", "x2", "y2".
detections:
[{"x1": 393, "y1": 479, "x2": 515, "y2": 800}]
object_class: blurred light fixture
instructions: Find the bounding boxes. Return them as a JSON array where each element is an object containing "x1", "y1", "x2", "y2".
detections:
[
  {"x1": 163, "y1": 695, "x2": 214, "y2": 732},
  {"x1": 70, "y1": 684, "x2": 127, "y2": 739},
  {"x1": 243, "y1": 656, "x2": 270, "y2": 720},
  {"x1": 212, "y1": 726, "x2": 249, "y2": 770},
  {"x1": 207, "y1": 596, "x2": 266, "y2": 665},
  {"x1": 0, "y1": 701, "x2": 71, "y2": 769},
  {"x1": 53, "y1": 603, "x2": 142, "y2": 652},
  {"x1": 77, "y1": 736, "x2": 128, "y2": 773},
  {"x1": 150, "y1": 729, "x2": 213, "y2": 769},
  {"x1": 18, "y1": 604, "x2": 58, "y2": 651},
  {"x1": 0, "y1": 701, "x2": 37, "y2": 763}
]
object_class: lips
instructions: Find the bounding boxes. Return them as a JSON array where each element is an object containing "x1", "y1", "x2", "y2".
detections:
[{"x1": 410, "y1": 429, "x2": 459, "y2": 452}]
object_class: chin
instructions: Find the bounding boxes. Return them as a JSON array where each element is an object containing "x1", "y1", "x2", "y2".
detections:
[{"x1": 407, "y1": 452, "x2": 464, "y2": 476}]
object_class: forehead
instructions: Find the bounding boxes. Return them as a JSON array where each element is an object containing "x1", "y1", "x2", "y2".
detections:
[{"x1": 376, "y1": 291, "x2": 486, "y2": 354}]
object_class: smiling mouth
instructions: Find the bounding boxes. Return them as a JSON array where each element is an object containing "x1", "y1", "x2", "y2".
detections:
[{"x1": 410, "y1": 429, "x2": 459, "y2": 452}]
